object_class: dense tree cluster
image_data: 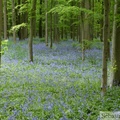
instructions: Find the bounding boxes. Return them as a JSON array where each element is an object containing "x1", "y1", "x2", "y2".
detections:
[{"x1": 0, "y1": 0, "x2": 120, "y2": 95}]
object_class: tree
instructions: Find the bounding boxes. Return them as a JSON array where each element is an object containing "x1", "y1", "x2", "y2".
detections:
[
  {"x1": 4, "y1": 0, "x2": 7, "y2": 39},
  {"x1": 28, "y1": 0, "x2": 37, "y2": 62},
  {"x1": 39, "y1": 0, "x2": 43, "y2": 38},
  {"x1": 50, "y1": 0, "x2": 53, "y2": 48},
  {"x1": 101, "y1": 0, "x2": 110, "y2": 96},
  {"x1": 84, "y1": 0, "x2": 91, "y2": 41},
  {"x1": 18, "y1": 0, "x2": 28, "y2": 40},
  {"x1": 0, "y1": 0, "x2": 3, "y2": 66},
  {"x1": 111, "y1": 0, "x2": 120, "y2": 86},
  {"x1": 45, "y1": 0, "x2": 48, "y2": 46},
  {"x1": 12, "y1": 0, "x2": 16, "y2": 43},
  {"x1": 81, "y1": 0, "x2": 85, "y2": 61}
]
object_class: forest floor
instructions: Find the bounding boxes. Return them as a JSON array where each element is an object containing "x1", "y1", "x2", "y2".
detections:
[{"x1": 0, "y1": 39, "x2": 120, "y2": 120}]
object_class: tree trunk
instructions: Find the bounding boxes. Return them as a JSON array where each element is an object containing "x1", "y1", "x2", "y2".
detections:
[
  {"x1": 78, "y1": 1, "x2": 82, "y2": 43},
  {"x1": 81, "y1": 0, "x2": 85, "y2": 61},
  {"x1": 32, "y1": 0, "x2": 37, "y2": 37},
  {"x1": 0, "y1": 0, "x2": 3, "y2": 66},
  {"x1": 17, "y1": 0, "x2": 21, "y2": 39},
  {"x1": 28, "y1": 0, "x2": 37, "y2": 62},
  {"x1": 111, "y1": 0, "x2": 120, "y2": 86},
  {"x1": 100, "y1": 1, "x2": 104, "y2": 41},
  {"x1": 12, "y1": 0, "x2": 16, "y2": 43},
  {"x1": 4, "y1": 0, "x2": 7, "y2": 39},
  {"x1": 54, "y1": 12, "x2": 59, "y2": 42},
  {"x1": 45, "y1": 0, "x2": 48, "y2": 46},
  {"x1": 90, "y1": 0, "x2": 94, "y2": 40},
  {"x1": 39, "y1": 0, "x2": 42, "y2": 38},
  {"x1": 84, "y1": 0, "x2": 91, "y2": 41},
  {"x1": 19, "y1": 0, "x2": 28, "y2": 40},
  {"x1": 50, "y1": 0, "x2": 53, "y2": 48},
  {"x1": 101, "y1": 0, "x2": 109, "y2": 96},
  {"x1": 61, "y1": 22, "x2": 63, "y2": 40}
]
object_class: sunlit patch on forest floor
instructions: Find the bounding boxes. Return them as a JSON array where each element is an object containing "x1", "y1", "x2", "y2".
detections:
[{"x1": 0, "y1": 40, "x2": 120, "y2": 120}]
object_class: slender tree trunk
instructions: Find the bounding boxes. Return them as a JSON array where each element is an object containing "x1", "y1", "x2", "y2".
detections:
[
  {"x1": 72, "y1": 23, "x2": 75, "y2": 41},
  {"x1": 12, "y1": 0, "x2": 16, "y2": 43},
  {"x1": 17, "y1": 0, "x2": 21, "y2": 39},
  {"x1": 4, "y1": 0, "x2": 7, "y2": 39},
  {"x1": 45, "y1": 0, "x2": 48, "y2": 46},
  {"x1": 81, "y1": 0, "x2": 85, "y2": 61},
  {"x1": 61, "y1": 23, "x2": 63, "y2": 40},
  {"x1": 0, "y1": 0, "x2": 3, "y2": 66},
  {"x1": 90, "y1": 0, "x2": 94, "y2": 40},
  {"x1": 78, "y1": 1, "x2": 82, "y2": 43},
  {"x1": 17, "y1": 0, "x2": 28, "y2": 40},
  {"x1": 64, "y1": 21, "x2": 68, "y2": 40},
  {"x1": 100, "y1": 1, "x2": 104, "y2": 41},
  {"x1": 54, "y1": 13, "x2": 57, "y2": 42},
  {"x1": 81, "y1": 17, "x2": 85, "y2": 61},
  {"x1": 50, "y1": 0, "x2": 53, "y2": 48},
  {"x1": 101, "y1": 0, "x2": 109, "y2": 96},
  {"x1": 39, "y1": 0, "x2": 42, "y2": 38},
  {"x1": 19, "y1": 3, "x2": 28, "y2": 40},
  {"x1": 70, "y1": 18, "x2": 73, "y2": 39},
  {"x1": 107, "y1": 4, "x2": 110, "y2": 60},
  {"x1": 29, "y1": 0, "x2": 37, "y2": 62},
  {"x1": 32, "y1": 0, "x2": 37, "y2": 37},
  {"x1": 21, "y1": 0, "x2": 28, "y2": 40},
  {"x1": 111, "y1": 0, "x2": 120, "y2": 86},
  {"x1": 84, "y1": 0, "x2": 91, "y2": 41}
]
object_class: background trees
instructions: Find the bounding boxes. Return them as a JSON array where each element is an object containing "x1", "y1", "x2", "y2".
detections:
[
  {"x1": 1, "y1": 0, "x2": 105, "y2": 42},
  {"x1": 1, "y1": 1, "x2": 120, "y2": 119}
]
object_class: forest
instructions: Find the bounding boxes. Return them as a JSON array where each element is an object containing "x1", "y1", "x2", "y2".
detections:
[{"x1": 0, "y1": 0, "x2": 120, "y2": 119}]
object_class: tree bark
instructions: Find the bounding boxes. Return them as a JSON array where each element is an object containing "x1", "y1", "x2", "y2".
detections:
[
  {"x1": 111, "y1": 0, "x2": 120, "y2": 86},
  {"x1": 84, "y1": 0, "x2": 91, "y2": 41},
  {"x1": 0, "y1": 0, "x2": 3, "y2": 66},
  {"x1": 50, "y1": 0, "x2": 53, "y2": 48},
  {"x1": 32, "y1": 0, "x2": 37, "y2": 37},
  {"x1": 81, "y1": 0, "x2": 85, "y2": 61},
  {"x1": 45, "y1": 0, "x2": 48, "y2": 46},
  {"x1": 101, "y1": 0, "x2": 109, "y2": 96},
  {"x1": 39, "y1": 0, "x2": 42, "y2": 38},
  {"x1": 4, "y1": 0, "x2": 7, "y2": 39},
  {"x1": 28, "y1": 0, "x2": 37, "y2": 62},
  {"x1": 12, "y1": 0, "x2": 16, "y2": 43},
  {"x1": 20, "y1": 0, "x2": 28, "y2": 40}
]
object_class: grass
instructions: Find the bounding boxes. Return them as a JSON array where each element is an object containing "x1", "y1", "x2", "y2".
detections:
[{"x1": 0, "y1": 39, "x2": 120, "y2": 120}]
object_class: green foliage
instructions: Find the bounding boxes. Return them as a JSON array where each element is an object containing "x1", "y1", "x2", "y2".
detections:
[
  {"x1": 61, "y1": 38, "x2": 67, "y2": 41},
  {"x1": 1, "y1": 40, "x2": 8, "y2": 55},
  {"x1": 4, "y1": 40, "x2": 27, "y2": 60},
  {"x1": 16, "y1": 3, "x2": 28, "y2": 14},
  {"x1": 49, "y1": 4, "x2": 93, "y2": 24},
  {"x1": 33, "y1": 37, "x2": 45, "y2": 44},
  {"x1": 72, "y1": 39, "x2": 102, "y2": 50},
  {"x1": 72, "y1": 42, "x2": 80, "y2": 50},
  {"x1": 83, "y1": 39, "x2": 93, "y2": 49},
  {"x1": 10, "y1": 23, "x2": 27, "y2": 33},
  {"x1": 40, "y1": 37, "x2": 45, "y2": 42},
  {"x1": 90, "y1": 39, "x2": 103, "y2": 49}
]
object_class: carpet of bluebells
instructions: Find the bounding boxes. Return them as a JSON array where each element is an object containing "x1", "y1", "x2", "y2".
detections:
[{"x1": 0, "y1": 40, "x2": 120, "y2": 120}]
